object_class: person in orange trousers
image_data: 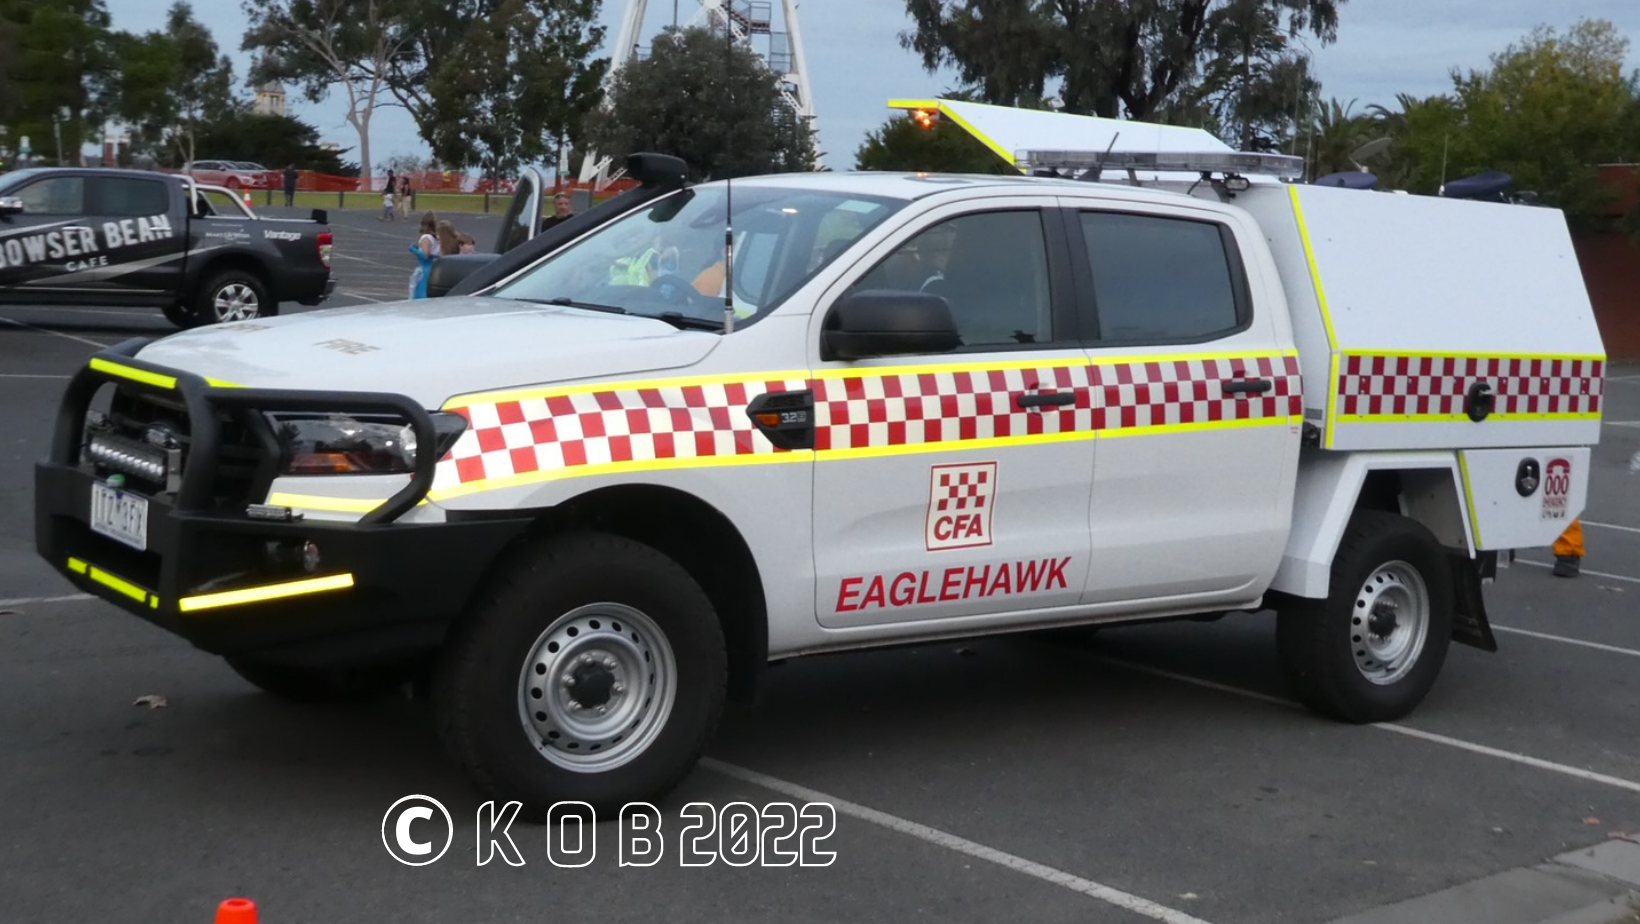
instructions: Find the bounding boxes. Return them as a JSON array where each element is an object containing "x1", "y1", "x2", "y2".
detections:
[{"x1": 1552, "y1": 518, "x2": 1583, "y2": 577}]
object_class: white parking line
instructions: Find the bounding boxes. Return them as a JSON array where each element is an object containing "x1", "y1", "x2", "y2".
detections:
[
  {"x1": 1491, "y1": 625, "x2": 1640, "y2": 658},
  {"x1": 0, "y1": 593, "x2": 93, "y2": 608},
  {"x1": 1513, "y1": 558, "x2": 1640, "y2": 585},
  {"x1": 702, "y1": 758, "x2": 1219, "y2": 924},
  {"x1": 0, "y1": 316, "x2": 110, "y2": 349},
  {"x1": 1092, "y1": 656, "x2": 1640, "y2": 797},
  {"x1": 1604, "y1": 421, "x2": 1640, "y2": 428},
  {"x1": 0, "y1": 373, "x2": 71, "y2": 379},
  {"x1": 1585, "y1": 521, "x2": 1640, "y2": 536}
]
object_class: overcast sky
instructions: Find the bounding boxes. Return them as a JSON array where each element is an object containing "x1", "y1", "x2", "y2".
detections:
[{"x1": 106, "y1": 0, "x2": 1640, "y2": 171}]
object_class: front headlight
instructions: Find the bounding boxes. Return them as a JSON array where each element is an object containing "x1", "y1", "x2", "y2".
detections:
[{"x1": 268, "y1": 411, "x2": 467, "y2": 475}]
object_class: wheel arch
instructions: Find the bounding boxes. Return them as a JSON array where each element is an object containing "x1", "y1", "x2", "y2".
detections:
[
  {"x1": 508, "y1": 484, "x2": 771, "y2": 707},
  {"x1": 1271, "y1": 451, "x2": 1475, "y2": 601}
]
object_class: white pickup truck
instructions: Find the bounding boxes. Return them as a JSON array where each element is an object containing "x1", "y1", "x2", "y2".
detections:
[{"x1": 34, "y1": 119, "x2": 1604, "y2": 820}]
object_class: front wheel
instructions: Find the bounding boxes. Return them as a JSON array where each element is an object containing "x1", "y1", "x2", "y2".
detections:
[
  {"x1": 432, "y1": 532, "x2": 727, "y2": 821},
  {"x1": 1277, "y1": 511, "x2": 1454, "y2": 723}
]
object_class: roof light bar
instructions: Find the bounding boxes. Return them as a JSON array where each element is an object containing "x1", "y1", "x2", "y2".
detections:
[{"x1": 1016, "y1": 149, "x2": 1307, "y2": 181}]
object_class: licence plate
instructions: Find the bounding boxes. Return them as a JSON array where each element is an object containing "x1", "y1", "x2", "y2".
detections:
[{"x1": 89, "y1": 482, "x2": 149, "y2": 552}]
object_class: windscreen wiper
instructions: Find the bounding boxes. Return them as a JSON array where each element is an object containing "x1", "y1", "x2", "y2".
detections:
[
  {"x1": 649, "y1": 312, "x2": 725, "y2": 331},
  {"x1": 515, "y1": 296, "x2": 630, "y2": 315}
]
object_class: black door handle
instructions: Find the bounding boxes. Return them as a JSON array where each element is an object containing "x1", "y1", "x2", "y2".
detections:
[
  {"x1": 1223, "y1": 378, "x2": 1273, "y2": 395},
  {"x1": 1015, "y1": 391, "x2": 1077, "y2": 409}
]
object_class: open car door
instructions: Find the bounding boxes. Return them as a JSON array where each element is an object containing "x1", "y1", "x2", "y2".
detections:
[{"x1": 493, "y1": 167, "x2": 545, "y2": 255}]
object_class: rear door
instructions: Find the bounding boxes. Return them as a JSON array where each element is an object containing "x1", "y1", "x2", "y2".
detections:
[
  {"x1": 80, "y1": 174, "x2": 187, "y2": 299},
  {"x1": 493, "y1": 167, "x2": 545, "y2": 255},
  {"x1": 1060, "y1": 195, "x2": 1303, "y2": 611},
  {"x1": 0, "y1": 173, "x2": 97, "y2": 303}
]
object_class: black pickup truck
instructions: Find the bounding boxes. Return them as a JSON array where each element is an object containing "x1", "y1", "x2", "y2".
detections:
[{"x1": 0, "y1": 167, "x2": 334, "y2": 327}]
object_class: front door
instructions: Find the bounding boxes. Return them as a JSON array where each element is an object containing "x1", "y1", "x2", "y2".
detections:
[
  {"x1": 0, "y1": 173, "x2": 98, "y2": 304},
  {"x1": 494, "y1": 168, "x2": 545, "y2": 255},
  {"x1": 810, "y1": 198, "x2": 1096, "y2": 629},
  {"x1": 1061, "y1": 196, "x2": 1302, "y2": 610}
]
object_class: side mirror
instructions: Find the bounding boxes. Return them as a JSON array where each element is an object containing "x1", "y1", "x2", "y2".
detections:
[
  {"x1": 821, "y1": 290, "x2": 961, "y2": 361},
  {"x1": 0, "y1": 197, "x2": 23, "y2": 216},
  {"x1": 427, "y1": 253, "x2": 500, "y2": 298}
]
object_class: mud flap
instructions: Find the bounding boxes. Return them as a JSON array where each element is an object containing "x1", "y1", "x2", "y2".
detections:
[{"x1": 1450, "y1": 551, "x2": 1499, "y2": 652}]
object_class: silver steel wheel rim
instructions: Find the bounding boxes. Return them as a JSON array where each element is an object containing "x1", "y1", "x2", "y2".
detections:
[
  {"x1": 517, "y1": 603, "x2": 677, "y2": 773},
  {"x1": 1351, "y1": 560, "x2": 1429, "y2": 685},
  {"x1": 213, "y1": 283, "x2": 259, "y2": 321}
]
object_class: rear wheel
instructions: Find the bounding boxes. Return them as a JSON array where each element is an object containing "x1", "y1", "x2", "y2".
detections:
[
  {"x1": 432, "y1": 532, "x2": 727, "y2": 821},
  {"x1": 193, "y1": 268, "x2": 274, "y2": 324},
  {"x1": 1277, "y1": 511, "x2": 1453, "y2": 723}
]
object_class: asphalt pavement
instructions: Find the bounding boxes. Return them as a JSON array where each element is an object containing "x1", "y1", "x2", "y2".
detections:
[{"x1": 2, "y1": 207, "x2": 1639, "y2": 924}]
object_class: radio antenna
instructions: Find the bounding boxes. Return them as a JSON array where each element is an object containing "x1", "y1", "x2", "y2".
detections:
[{"x1": 721, "y1": 6, "x2": 735, "y2": 334}]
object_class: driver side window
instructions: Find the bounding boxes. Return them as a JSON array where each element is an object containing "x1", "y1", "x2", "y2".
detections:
[{"x1": 846, "y1": 209, "x2": 1054, "y2": 348}]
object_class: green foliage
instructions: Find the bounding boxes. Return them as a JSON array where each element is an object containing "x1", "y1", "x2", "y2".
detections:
[
  {"x1": 109, "y1": 2, "x2": 238, "y2": 165},
  {"x1": 0, "y1": 0, "x2": 116, "y2": 163},
  {"x1": 900, "y1": 0, "x2": 1344, "y2": 133},
  {"x1": 854, "y1": 114, "x2": 1013, "y2": 174},
  {"x1": 418, "y1": 0, "x2": 607, "y2": 178},
  {"x1": 1360, "y1": 19, "x2": 1640, "y2": 228},
  {"x1": 190, "y1": 112, "x2": 348, "y2": 173},
  {"x1": 582, "y1": 25, "x2": 818, "y2": 181}
]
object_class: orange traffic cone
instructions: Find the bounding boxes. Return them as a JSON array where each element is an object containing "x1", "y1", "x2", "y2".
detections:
[
  {"x1": 242, "y1": 190, "x2": 253, "y2": 208},
  {"x1": 214, "y1": 897, "x2": 257, "y2": 923}
]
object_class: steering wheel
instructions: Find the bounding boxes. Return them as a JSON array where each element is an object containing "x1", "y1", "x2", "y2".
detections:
[{"x1": 649, "y1": 273, "x2": 709, "y2": 310}]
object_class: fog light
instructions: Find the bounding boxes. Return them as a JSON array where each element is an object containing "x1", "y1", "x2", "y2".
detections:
[{"x1": 301, "y1": 541, "x2": 321, "y2": 574}]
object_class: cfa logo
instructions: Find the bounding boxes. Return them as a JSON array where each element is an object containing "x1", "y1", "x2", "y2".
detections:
[{"x1": 925, "y1": 462, "x2": 997, "y2": 551}]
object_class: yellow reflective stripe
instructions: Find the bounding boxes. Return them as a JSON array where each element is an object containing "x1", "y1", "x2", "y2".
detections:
[
  {"x1": 1097, "y1": 415, "x2": 1303, "y2": 440},
  {"x1": 205, "y1": 377, "x2": 243, "y2": 388},
  {"x1": 179, "y1": 573, "x2": 354, "y2": 613},
  {"x1": 89, "y1": 358, "x2": 176, "y2": 391},
  {"x1": 443, "y1": 369, "x2": 812, "y2": 410},
  {"x1": 1457, "y1": 452, "x2": 1483, "y2": 549},
  {"x1": 1340, "y1": 349, "x2": 1606, "y2": 363},
  {"x1": 427, "y1": 452, "x2": 813, "y2": 501},
  {"x1": 67, "y1": 557, "x2": 156, "y2": 605},
  {"x1": 264, "y1": 492, "x2": 428, "y2": 513},
  {"x1": 1336, "y1": 412, "x2": 1602, "y2": 423},
  {"x1": 885, "y1": 98, "x2": 1016, "y2": 168}
]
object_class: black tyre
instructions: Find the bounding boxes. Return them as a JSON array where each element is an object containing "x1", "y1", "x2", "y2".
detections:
[
  {"x1": 193, "y1": 268, "x2": 274, "y2": 324},
  {"x1": 432, "y1": 532, "x2": 727, "y2": 821},
  {"x1": 161, "y1": 302, "x2": 203, "y2": 329},
  {"x1": 1277, "y1": 510, "x2": 1453, "y2": 723},
  {"x1": 225, "y1": 655, "x2": 412, "y2": 703}
]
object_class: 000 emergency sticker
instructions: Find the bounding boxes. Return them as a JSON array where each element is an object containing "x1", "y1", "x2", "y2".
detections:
[
  {"x1": 1541, "y1": 457, "x2": 1571, "y2": 520},
  {"x1": 925, "y1": 462, "x2": 996, "y2": 551}
]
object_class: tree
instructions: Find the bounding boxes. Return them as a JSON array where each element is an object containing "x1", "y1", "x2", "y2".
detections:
[
  {"x1": 191, "y1": 112, "x2": 349, "y2": 173},
  {"x1": 241, "y1": 0, "x2": 418, "y2": 189},
  {"x1": 855, "y1": 112, "x2": 1014, "y2": 173},
  {"x1": 418, "y1": 0, "x2": 607, "y2": 181},
  {"x1": 110, "y1": 3, "x2": 237, "y2": 165},
  {"x1": 900, "y1": 0, "x2": 1345, "y2": 127},
  {"x1": 1370, "y1": 19, "x2": 1640, "y2": 227},
  {"x1": 582, "y1": 24, "x2": 817, "y2": 181},
  {"x1": 0, "y1": 0, "x2": 117, "y2": 164}
]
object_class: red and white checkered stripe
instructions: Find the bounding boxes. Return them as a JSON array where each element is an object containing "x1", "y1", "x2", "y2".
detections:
[
  {"x1": 436, "y1": 354, "x2": 1304, "y2": 489},
  {"x1": 1337, "y1": 355, "x2": 1603, "y2": 417}
]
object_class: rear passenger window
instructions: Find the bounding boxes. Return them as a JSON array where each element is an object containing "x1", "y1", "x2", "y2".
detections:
[
  {"x1": 100, "y1": 178, "x2": 171, "y2": 217},
  {"x1": 1079, "y1": 211, "x2": 1246, "y2": 343},
  {"x1": 847, "y1": 210, "x2": 1055, "y2": 348}
]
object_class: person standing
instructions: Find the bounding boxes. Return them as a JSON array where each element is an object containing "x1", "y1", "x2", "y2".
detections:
[
  {"x1": 538, "y1": 191, "x2": 574, "y2": 233},
  {"x1": 397, "y1": 175, "x2": 413, "y2": 219},
  {"x1": 408, "y1": 211, "x2": 440, "y2": 298},
  {"x1": 282, "y1": 164, "x2": 298, "y2": 207}
]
